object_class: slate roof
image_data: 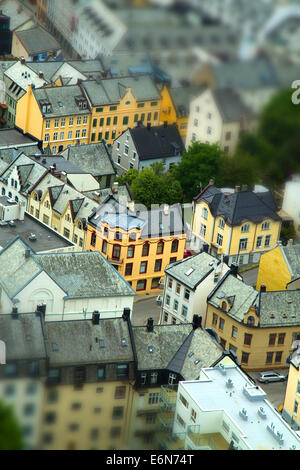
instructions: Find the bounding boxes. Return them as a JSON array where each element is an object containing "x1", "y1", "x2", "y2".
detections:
[
  {"x1": 132, "y1": 323, "x2": 223, "y2": 379},
  {"x1": 208, "y1": 273, "x2": 259, "y2": 323},
  {"x1": 165, "y1": 252, "x2": 222, "y2": 290},
  {"x1": 81, "y1": 75, "x2": 160, "y2": 106},
  {"x1": 194, "y1": 184, "x2": 281, "y2": 226},
  {"x1": 28, "y1": 155, "x2": 89, "y2": 174},
  {"x1": 212, "y1": 88, "x2": 256, "y2": 122},
  {"x1": 0, "y1": 153, "x2": 47, "y2": 194},
  {"x1": 32, "y1": 251, "x2": 135, "y2": 299},
  {"x1": 82, "y1": 185, "x2": 132, "y2": 205},
  {"x1": 169, "y1": 85, "x2": 205, "y2": 118},
  {"x1": 88, "y1": 196, "x2": 188, "y2": 238},
  {"x1": 0, "y1": 313, "x2": 47, "y2": 361},
  {"x1": 0, "y1": 128, "x2": 39, "y2": 148},
  {"x1": 129, "y1": 123, "x2": 185, "y2": 161},
  {"x1": 60, "y1": 143, "x2": 115, "y2": 177},
  {"x1": 280, "y1": 244, "x2": 300, "y2": 281},
  {"x1": 259, "y1": 290, "x2": 300, "y2": 328},
  {"x1": 15, "y1": 26, "x2": 60, "y2": 55},
  {"x1": 45, "y1": 318, "x2": 134, "y2": 366},
  {"x1": 33, "y1": 85, "x2": 89, "y2": 117}
]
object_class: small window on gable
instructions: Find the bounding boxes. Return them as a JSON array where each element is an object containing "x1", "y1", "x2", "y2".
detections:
[{"x1": 221, "y1": 301, "x2": 227, "y2": 311}]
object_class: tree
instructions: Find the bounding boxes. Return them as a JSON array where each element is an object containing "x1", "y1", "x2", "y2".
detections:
[
  {"x1": 216, "y1": 151, "x2": 261, "y2": 189},
  {"x1": 170, "y1": 142, "x2": 222, "y2": 201},
  {"x1": 0, "y1": 399, "x2": 23, "y2": 450},
  {"x1": 116, "y1": 168, "x2": 138, "y2": 186}
]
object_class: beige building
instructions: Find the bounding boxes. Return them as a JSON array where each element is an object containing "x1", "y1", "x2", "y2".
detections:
[
  {"x1": 186, "y1": 87, "x2": 257, "y2": 155},
  {"x1": 283, "y1": 347, "x2": 300, "y2": 432}
]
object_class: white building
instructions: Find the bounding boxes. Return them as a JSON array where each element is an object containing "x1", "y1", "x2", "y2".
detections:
[
  {"x1": 160, "y1": 251, "x2": 232, "y2": 326},
  {"x1": 172, "y1": 361, "x2": 300, "y2": 450},
  {"x1": 0, "y1": 237, "x2": 135, "y2": 320},
  {"x1": 186, "y1": 87, "x2": 257, "y2": 155},
  {"x1": 282, "y1": 174, "x2": 300, "y2": 238}
]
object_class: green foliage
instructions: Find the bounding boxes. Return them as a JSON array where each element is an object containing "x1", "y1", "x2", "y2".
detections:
[
  {"x1": 280, "y1": 223, "x2": 296, "y2": 244},
  {"x1": 116, "y1": 168, "x2": 139, "y2": 186},
  {"x1": 216, "y1": 151, "x2": 261, "y2": 189},
  {"x1": 170, "y1": 142, "x2": 222, "y2": 201},
  {"x1": 0, "y1": 399, "x2": 23, "y2": 450}
]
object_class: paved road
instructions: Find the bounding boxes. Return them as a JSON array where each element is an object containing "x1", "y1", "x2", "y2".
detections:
[
  {"x1": 240, "y1": 268, "x2": 258, "y2": 287},
  {"x1": 132, "y1": 297, "x2": 161, "y2": 326},
  {"x1": 247, "y1": 368, "x2": 289, "y2": 409}
]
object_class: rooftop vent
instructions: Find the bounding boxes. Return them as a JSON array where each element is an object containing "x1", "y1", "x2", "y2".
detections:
[
  {"x1": 148, "y1": 346, "x2": 154, "y2": 353},
  {"x1": 267, "y1": 423, "x2": 284, "y2": 445},
  {"x1": 239, "y1": 408, "x2": 248, "y2": 421},
  {"x1": 121, "y1": 338, "x2": 127, "y2": 347},
  {"x1": 258, "y1": 407, "x2": 267, "y2": 419},
  {"x1": 226, "y1": 378, "x2": 233, "y2": 388},
  {"x1": 218, "y1": 363, "x2": 226, "y2": 375}
]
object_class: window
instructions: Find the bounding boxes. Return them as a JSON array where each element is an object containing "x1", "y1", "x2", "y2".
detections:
[
  {"x1": 170, "y1": 257, "x2": 177, "y2": 264},
  {"x1": 225, "y1": 131, "x2": 231, "y2": 141},
  {"x1": 102, "y1": 240, "x2": 107, "y2": 254},
  {"x1": 174, "y1": 300, "x2": 179, "y2": 312},
  {"x1": 266, "y1": 352, "x2": 273, "y2": 364},
  {"x1": 168, "y1": 373, "x2": 176, "y2": 385},
  {"x1": 44, "y1": 411, "x2": 56, "y2": 424},
  {"x1": 171, "y1": 239, "x2": 179, "y2": 252},
  {"x1": 202, "y1": 207, "x2": 208, "y2": 219},
  {"x1": 46, "y1": 119, "x2": 50, "y2": 129},
  {"x1": 93, "y1": 118, "x2": 97, "y2": 127},
  {"x1": 217, "y1": 233, "x2": 223, "y2": 246},
  {"x1": 4, "y1": 363, "x2": 17, "y2": 377},
  {"x1": 182, "y1": 305, "x2": 188, "y2": 318},
  {"x1": 164, "y1": 312, "x2": 168, "y2": 322},
  {"x1": 179, "y1": 394, "x2": 189, "y2": 408},
  {"x1": 200, "y1": 223, "x2": 206, "y2": 237},
  {"x1": 184, "y1": 289, "x2": 190, "y2": 301},
  {"x1": 264, "y1": 235, "x2": 271, "y2": 247},
  {"x1": 141, "y1": 372, "x2": 147, "y2": 385},
  {"x1": 241, "y1": 352, "x2": 249, "y2": 364},
  {"x1": 232, "y1": 326, "x2": 237, "y2": 339},
  {"x1": 136, "y1": 279, "x2": 146, "y2": 291},
  {"x1": 166, "y1": 294, "x2": 170, "y2": 306},
  {"x1": 61, "y1": 117, "x2": 66, "y2": 127},
  {"x1": 176, "y1": 283, "x2": 181, "y2": 294},
  {"x1": 191, "y1": 409, "x2": 197, "y2": 423},
  {"x1": 194, "y1": 118, "x2": 198, "y2": 127},
  {"x1": 218, "y1": 219, "x2": 225, "y2": 229},
  {"x1": 137, "y1": 103, "x2": 144, "y2": 108},
  {"x1": 219, "y1": 318, "x2": 225, "y2": 330},
  {"x1": 207, "y1": 126, "x2": 212, "y2": 135},
  {"x1": 96, "y1": 107, "x2": 103, "y2": 113},
  {"x1": 63, "y1": 227, "x2": 70, "y2": 239},
  {"x1": 239, "y1": 238, "x2": 248, "y2": 250},
  {"x1": 115, "y1": 386, "x2": 126, "y2": 399},
  {"x1": 150, "y1": 372, "x2": 158, "y2": 385},
  {"x1": 123, "y1": 116, "x2": 129, "y2": 125},
  {"x1": 47, "y1": 390, "x2": 58, "y2": 403},
  {"x1": 77, "y1": 116, "x2": 81, "y2": 125},
  {"x1": 269, "y1": 333, "x2": 276, "y2": 346},
  {"x1": 54, "y1": 118, "x2": 59, "y2": 128},
  {"x1": 97, "y1": 367, "x2": 105, "y2": 380},
  {"x1": 148, "y1": 393, "x2": 159, "y2": 405},
  {"x1": 256, "y1": 236, "x2": 263, "y2": 248},
  {"x1": 125, "y1": 263, "x2": 133, "y2": 276},
  {"x1": 116, "y1": 364, "x2": 129, "y2": 379},
  {"x1": 247, "y1": 316, "x2": 255, "y2": 326},
  {"x1": 53, "y1": 132, "x2": 58, "y2": 141},
  {"x1": 98, "y1": 132, "x2": 102, "y2": 141},
  {"x1": 168, "y1": 278, "x2": 173, "y2": 289},
  {"x1": 112, "y1": 245, "x2": 121, "y2": 260},
  {"x1": 229, "y1": 344, "x2": 237, "y2": 354},
  {"x1": 154, "y1": 259, "x2": 162, "y2": 272},
  {"x1": 110, "y1": 427, "x2": 121, "y2": 438},
  {"x1": 212, "y1": 313, "x2": 218, "y2": 326},
  {"x1": 68, "y1": 130, "x2": 73, "y2": 139},
  {"x1": 275, "y1": 351, "x2": 282, "y2": 363},
  {"x1": 44, "y1": 133, "x2": 50, "y2": 142},
  {"x1": 278, "y1": 333, "x2": 285, "y2": 345},
  {"x1": 176, "y1": 414, "x2": 186, "y2": 429},
  {"x1": 241, "y1": 224, "x2": 250, "y2": 233},
  {"x1": 140, "y1": 261, "x2": 147, "y2": 274},
  {"x1": 294, "y1": 400, "x2": 298, "y2": 415},
  {"x1": 157, "y1": 241, "x2": 164, "y2": 254},
  {"x1": 114, "y1": 231, "x2": 122, "y2": 241},
  {"x1": 69, "y1": 117, "x2": 74, "y2": 126},
  {"x1": 127, "y1": 245, "x2": 135, "y2": 258},
  {"x1": 261, "y1": 221, "x2": 270, "y2": 231},
  {"x1": 91, "y1": 132, "x2": 96, "y2": 141},
  {"x1": 82, "y1": 129, "x2": 87, "y2": 137},
  {"x1": 112, "y1": 406, "x2": 124, "y2": 420},
  {"x1": 244, "y1": 333, "x2": 252, "y2": 346}
]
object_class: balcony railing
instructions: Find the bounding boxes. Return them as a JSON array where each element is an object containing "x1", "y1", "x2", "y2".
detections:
[
  {"x1": 156, "y1": 431, "x2": 186, "y2": 450},
  {"x1": 160, "y1": 384, "x2": 178, "y2": 407},
  {"x1": 158, "y1": 410, "x2": 175, "y2": 430},
  {"x1": 187, "y1": 425, "x2": 229, "y2": 450}
]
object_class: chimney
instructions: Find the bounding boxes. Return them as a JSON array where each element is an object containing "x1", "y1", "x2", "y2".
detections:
[
  {"x1": 192, "y1": 314, "x2": 202, "y2": 329},
  {"x1": 25, "y1": 247, "x2": 31, "y2": 258},
  {"x1": 260, "y1": 285, "x2": 266, "y2": 293},
  {"x1": 146, "y1": 317, "x2": 154, "y2": 332},
  {"x1": 112, "y1": 182, "x2": 119, "y2": 194},
  {"x1": 122, "y1": 308, "x2": 130, "y2": 321},
  {"x1": 60, "y1": 171, "x2": 67, "y2": 182},
  {"x1": 230, "y1": 263, "x2": 238, "y2": 277},
  {"x1": 20, "y1": 57, "x2": 26, "y2": 64},
  {"x1": 39, "y1": 71, "x2": 44, "y2": 79},
  {"x1": 92, "y1": 311, "x2": 100, "y2": 325},
  {"x1": 147, "y1": 122, "x2": 151, "y2": 130},
  {"x1": 36, "y1": 303, "x2": 46, "y2": 317},
  {"x1": 163, "y1": 204, "x2": 169, "y2": 215},
  {"x1": 202, "y1": 243, "x2": 209, "y2": 253},
  {"x1": 288, "y1": 239, "x2": 293, "y2": 247},
  {"x1": 235, "y1": 186, "x2": 241, "y2": 193}
]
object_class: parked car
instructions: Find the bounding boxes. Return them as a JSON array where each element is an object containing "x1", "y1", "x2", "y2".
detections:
[
  {"x1": 257, "y1": 371, "x2": 288, "y2": 383},
  {"x1": 184, "y1": 249, "x2": 193, "y2": 258}
]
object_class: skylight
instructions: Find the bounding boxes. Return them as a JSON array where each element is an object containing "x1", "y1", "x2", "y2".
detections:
[{"x1": 185, "y1": 268, "x2": 194, "y2": 276}]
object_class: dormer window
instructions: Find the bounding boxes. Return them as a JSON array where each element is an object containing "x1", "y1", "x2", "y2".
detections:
[
  {"x1": 221, "y1": 301, "x2": 227, "y2": 311},
  {"x1": 40, "y1": 100, "x2": 51, "y2": 114},
  {"x1": 75, "y1": 96, "x2": 87, "y2": 109}
]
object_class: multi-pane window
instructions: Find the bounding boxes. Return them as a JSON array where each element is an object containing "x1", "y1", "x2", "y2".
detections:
[
  {"x1": 176, "y1": 414, "x2": 186, "y2": 429},
  {"x1": 241, "y1": 352, "x2": 249, "y2": 364},
  {"x1": 266, "y1": 352, "x2": 273, "y2": 364},
  {"x1": 171, "y1": 239, "x2": 179, "y2": 252},
  {"x1": 179, "y1": 394, "x2": 189, "y2": 408},
  {"x1": 112, "y1": 406, "x2": 124, "y2": 420},
  {"x1": 59, "y1": 132, "x2": 64, "y2": 140},
  {"x1": 261, "y1": 221, "x2": 270, "y2": 231},
  {"x1": 125, "y1": 263, "x2": 133, "y2": 276},
  {"x1": 202, "y1": 207, "x2": 208, "y2": 219},
  {"x1": 157, "y1": 241, "x2": 164, "y2": 254},
  {"x1": 184, "y1": 289, "x2": 190, "y2": 301},
  {"x1": 278, "y1": 333, "x2": 285, "y2": 345},
  {"x1": 166, "y1": 294, "x2": 170, "y2": 306},
  {"x1": 150, "y1": 372, "x2": 158, "y2": 385},
  {"x1": 256, "y1": 236, "x2": 263, "y2": 248},
  {"x1": 264, "y1": 235, "x2": 271, "y2": 247},
  {"x1": 212, "y1": 313, "x2": 218, "y2": 326},
  {"x1": 53, "y1": 132, "x2": 58, "y2": 141},
  {"x1": 168, "y1": 278, "x2": 173, "y2": 289},
  {"x1": 136, "y1": 279, "x2": 146, "y2": 291},
  {"x1": 219, "y1": 318, "x2": 225, "y2": 330},
  {"x1": 174, "y1": 300, "x2": 179, "y2": 312},
  {"x1": 200, "y1": 223, "x2": 206, "y2": 237},
  {"x1": 176, "y1": 283, "x2": 181, "y2": 294},
  {"x1": 168, "y1": 373, "x2": 176, "y2": 385},
  {"x1": 61, "y1": 118, "x2": 66, "y2": 127},
  {"x1": 127, "y1": 245, "x2": 135, "y2": 258},
  {"x1": 217, "y1": 233, "x2": 223, "y2": 246},
  {"x1": 218, "y1": 219, "x2": 225, "y2": 229},
  {"x1": 232, "y1": 326, "x2": 238, "y2": 339},
  {"x1": 182, "y1": 305, "x2": 188, "y2": 318},
  {"x1": 140, "y1": 261, "x2": 147, "y2": 274},
  {"x1": 239, "y1": 238, "x2": 248, "y2": 250},
  {"x1": 142, "y1": 242, "x2": 149, "y2": 256},
  {"x1": 241, "y1": 224, "x2": 250, "y2": 233},
  {"x1": 154, "y1": 259, "x2": 162, "y2": 272},
  {"x1": 275, "y1": 351, "x2": 282, "y2": 363},
  {"x1": 68, "y1": 130, "x2": 72, "y2": 139},
  {"x1": 148, "y1": 393, "x2": 160, "y2": 405},
  {"x1": 112, "y1": 245, "x2": 121, "y2": 260},
  {"x1": 54, "y1": 118, "x2": 59, "y2": 128},
  {"x1": 115, "y1": 386, "x2": 126, "y2": 399},
  {"x1": 46, "y1": 119, "x2": 50, "y2": 129},
  {"x1": 69, "y1": 117, "x2": 74, "y2": 126},
  {"x1": 269, "y1": 333, "x2": 276, "y2": 346},
  {"x1": 244, "y1": 333, "x2": 252, "y2": 346},
  {"x1": 77, "y1": 116, "x2": 82, "y2": 125},
  {"x1": 44, "y1": 133, "x2": 50, "y2": 142}
]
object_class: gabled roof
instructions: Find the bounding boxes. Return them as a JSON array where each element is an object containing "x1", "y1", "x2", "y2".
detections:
[
  {"x1": 33, "y1": 85, "x2": 89, "y2": 118},
  {"x1": 60, "y1": 143, "x2": 115, "y2": 177},
  {"x1": 280, "y1": 244, "x2": 300, "y2": 280},
  {"x1": 15, "y1": 26, "x2": 60, "y2": 55},
  {"x1": 259, "y1": 290, "x2": 300, "y2": 327},
  {"x1": 212, "y1": 88, "x2": 256, "y2": 122},
  {"x1": 194, "y1": 184, "x2": 281, "y2": 226},
  {"x1": 129, "y1": 123, "x2": 185, "y2": 161}
]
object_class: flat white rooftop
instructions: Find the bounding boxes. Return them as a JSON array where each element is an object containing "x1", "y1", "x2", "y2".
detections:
[{"x1": 181, "y1": 365, "x2": 300, "y2": 450}]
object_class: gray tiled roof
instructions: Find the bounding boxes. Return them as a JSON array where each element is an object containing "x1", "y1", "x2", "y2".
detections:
[
  {"x1": 32, "y1": 251, "x2": 135, "y2": 299},
  {"x1": 60, "y1": 143, "x2": 115, "y2": 177},
  {"x1": 213, "y1": 88, "x2": 256, "y2": 122},
  {"x1": 165, "y1": 252, "x2": 219, "y2": 290},
  {"x1": 81, "y1": 75, "x2": 160, "y2": 106},
  {"x1": 45, "y1": 318, "x2": 134, "y2": 366},
  {"x1": 33, "y1": 85, "x2": 89, "y2": 117},
  {"x1": 0, "y1": 153, "x2": 47, "y2": 194},
  {"x1": 208, "y1": 274, "x2": 259, "y2": 323},
  {"x1": 280, "y1": 244, "x2": 300, "y2": 280},
  {"x1": 0, "y1": 313, "x2": 46, "y2": 361},
  {"x1": 259, "y1": 290, "x2": 300, "y2": 328},
  {"x1": 132, "y1": 323, "x2": 223, "y2": 379},
  {"x1": 15, "y1": 26, "x2": 60, "y2": 55}
]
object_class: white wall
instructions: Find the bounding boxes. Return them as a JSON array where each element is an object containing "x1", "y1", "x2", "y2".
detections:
[{"x1": 282, "y1": 179, "x2": 300, "y2": 236}]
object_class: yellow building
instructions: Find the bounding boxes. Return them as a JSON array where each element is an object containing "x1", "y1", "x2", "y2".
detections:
[
  {"x1": 160, "y1": 84, "x2": 198, "y2": 140},
  {"x1": 192, "y1": 183, "x2": 282, "y2": 266},
  {"x1": 86, "y1": 197, "x2": 186, "y2": 294},
  {"x1": 81, "y1": 75, "x2": 161, "y2": 147},
  {"x1": 256, "y1": 240, "x2": 300, "y2": 292},
  {"x1": 39, "y1": 316, "x2": 135, "y2": 450},
  {"x1": 282, "y1": 347, "x2": 300, "y2": 431},
  {"x1": 15, "y1": 83, "x2": 91, "y2": 152},
  {"x1": 206, "y1": 271, "x2": 300, "y2": 371}
]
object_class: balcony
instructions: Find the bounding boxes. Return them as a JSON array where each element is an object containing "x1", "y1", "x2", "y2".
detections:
[
  {"x1": 156, "y1": 431, "x2": 185, "y2": 450},
  {"x1": 160, "y1": 385, "x2": 178, "y2": 407},
  {"x1": 107, "y1": 256, "x2": 124, "y2": 265},
  {"x1": 187, "y1": 425, "x2": 230, "y2": 450},
  {"x1": 158, "y1": 410, "x2": 175, "y2": 430}
]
